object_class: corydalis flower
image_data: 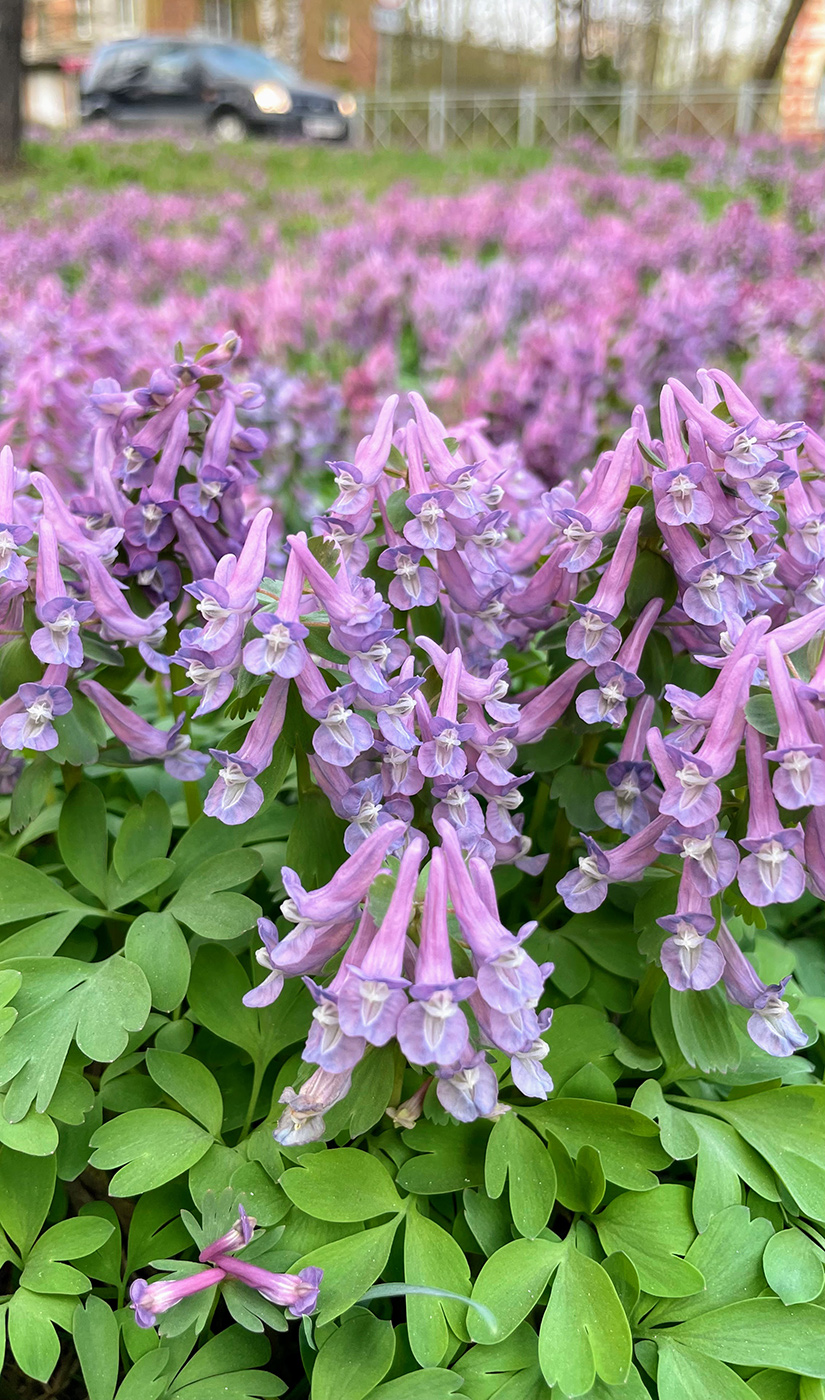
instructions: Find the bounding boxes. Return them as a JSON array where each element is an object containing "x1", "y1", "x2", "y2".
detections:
[
  {"x1": 717, "y1": 922, "x2": 808, "y2": 1057},
  {"x1": 397, "y1": 847, "x2": 475, "y2": 1067},
  {"x1": 0, "y1": 681, "x2": 72, "y2": 753},
  {"x1": 274, "y1": 1066, "x2": 353, "y2": 1145},
  {"x1": 739, "y1": 726, "x2": 806, "y2": 906},
  {"x1": 658, "y1": 912, "x2": 723, "y2": 991},
  {"x1": 130, "y1": 1268, "x2": 226, "y2": 1330}
]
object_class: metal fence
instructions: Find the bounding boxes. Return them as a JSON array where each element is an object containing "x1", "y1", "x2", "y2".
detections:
[{"x1": 353, "y1": 83, "x2": 781, "y2": 154}]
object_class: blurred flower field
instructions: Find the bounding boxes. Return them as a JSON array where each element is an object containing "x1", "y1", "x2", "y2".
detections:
[{"x1": 4, "y1": 134, "x2": 825, "y2": 507}]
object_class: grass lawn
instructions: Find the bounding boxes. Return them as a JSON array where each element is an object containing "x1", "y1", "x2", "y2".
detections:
[{"x1": 1, "y1": 136, "x2": 553, "y2": 211}]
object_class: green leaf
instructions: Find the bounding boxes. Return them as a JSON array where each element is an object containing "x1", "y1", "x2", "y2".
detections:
[
  {"x1": 145, "y1": 1050, "x2": 223, "y2": 1138},
  {"x1": 280, "y1": 1147, "x2": 402, "y2": 1221},
  {"x1": 73, "y1": 1295, "x2": 120, "y2": 1400},
  {"x1": 524, "y1": 1099, "x2": 669, "y2": 1190},
  {"x1": 763, "y1": 1228, "x2": 825, "y2": 1305},
  {"x1": 550, "y1": 764, "x2": 611, "y2": 831},
  {"x1": 648, "y1": 1205, "x2": 774, "y2": 1326},
  {"x1": 538, "y1": 1242, "x2": 632, "y2": 1396},
  {"x1": 397, "y1": 1120, "x2": 490, "y2": 1194},
  {"x1": 114, "y1": 1350, "x2": 170, "y2": 1400},
  {"x1": 469, "y1": 1237, "x2": 562, "y2": 1345},
  {"x1": 89, "y1": 1108, "x2": 213, "y2": 1195},
  {"x1": 106, "y1": 858, "x2": 176, "y2": 911},
  {"x1": 58, "y1": 782, "x2": 108, "y2": 902},
  {"x1": 672, "y1": 1298, "x2": 825, "y2": 1376},
  {"x1": 484, "y1": 1112, "x2": 556, "y2": 1239},
  {"x1": 626, "y1": 548, "x2": 678, "y2": 618},
  {"x1": 385, "y1": 488, "x2": 411, "y2": 533},
  {"x1": 9, "y1": 756, "x2": 56, "y2": 835},
  {"x1": 552, "y1": 913, "x2": 645, "y2": 980},
  {"x1": 670, "y1": 985, "x2": 740, "y2": 1074},
  {"x1": 0, "y1": 1097, "x2": 58, "y2": 1155},
  {"x1": 745, "y1": 694, "x2": 780, "y2": 739},
  {"x1": 657, "y1": 1341, "x2": 759, "y2": 1400},
  {"x1": 294, "y1": 1218, "x2": 401, "y2": 1324},
  {"x1": 52, "y1": 692, "x2": 106, "y2": 766},
  {"x1": 370, "y1": 1372, "x2": 463, "y2": 1400},
  {"x1": 404, "y1": 1201, "x2": 471, "y2": 1366},
  {"x1": 124, "y1": 912, "x2": 191, "y2": 1012},
  {"x1": 311, "y1": 1311, "x2": 395, "y2": 1400},
  {"x1": 113, "y1": 792, "x2": 172, "y2": 881},
  {"x1": 188, "y1": 945, "x2": 309, "y2": 1064},
  {"x1": 168, "y1": 1324, "x2": 277, "y2": 1392},
  {"x1": 695, "y1": 1087, "x2": 825, "y2": 1219},
  {"x1": 0, "y1": 855, "x2": 83, "y2": 923},
  {"x1": 169, "y1": 849, "x2": 262, "y2": 941},
  {"x1": 284, "y1": 787, "x2": 346, "y2": 891},
  {"x1": 74, "y1": 956, "x2": 152, "y2": 1062},
  {"x1": 691, "y1": 1115, "x2": 779, "y2": 1231},
  {"x1": 595, "y1": 1184, "x2": 704, "y2": 1298},
  {"x1": 0, "y1": 1148, "x2": 56, "y2": 1253},
  {"x1": 8, "y1": 1288, "x2": 62, "y2": 1383},
  {"x1": 28, "y1": 1216, "x2": 114, "y2": 1264}
]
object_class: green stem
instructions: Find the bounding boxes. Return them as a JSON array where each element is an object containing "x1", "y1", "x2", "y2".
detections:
[
  {"x1": 539, "y1": 803, "x2": 572, "y2": 912},
  {"x1": 183, "y1": 781, "x2": 202, "y2": 825},
  {"x1": 295, "y1": 743, "x2": 314, "y2": 798},
  {"x1": 241, "y1": 1059, "x2": 266, "y2": 1138}
]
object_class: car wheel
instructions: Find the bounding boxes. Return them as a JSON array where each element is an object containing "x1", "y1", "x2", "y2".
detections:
[{"x1": 211, "y1": 111, "x2": 248, "y2": 144}]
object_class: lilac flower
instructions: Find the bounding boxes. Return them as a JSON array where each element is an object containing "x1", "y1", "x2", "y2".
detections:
[
  {"x1": 375, "y1": 675, "x2": 422, "y2": 751},
  {"x1": 595, "y1": 694, "x2": 656, "y2": 833},
  {"x1": 657, "y1": 653, "x2": 757, "y2": 828},
  {"x1": 340, "y1": 775, "x2": 409, "y2": 854},
  {"x1": 433, "y1": 773, "x2": 486, "y2": 847},
  {"x1": 764, "y1": 638, "x2": 825, "y2": 809},
  {"x1": 658, "y1": 913, "x2": 724, "y2": 991},
  {"x1": 738, "y1": 725, "x2": 806, "y2": 907},
  {"x1": 330, "y1": 395, "x2": 398, "y2": 522},
  {"x1": 416, "y1": 638, "x2": 519, "y2": 724},
  {"x1": 274, "y1": 1067, "x2": 354, "y2": 1145},
  {"x1": 173, "y1": 641, "x2": 238, "y2": 717},
  {"x1": 387, "y1": 1078, "x2": 431, "y2": 1130},
  {"x1": 80, "y1": 679, "x2": 209, "y2": 781},
  {"x1": 515, "y1": 661, "x2": 589, "y2": 745},
  {"x1": 418, "y1": 650, "x2": 474, "y2": 781},
  {"x1": 199, "y1": 1204, "x2": 256, "y2": 1263},
  {"x1": 438, "y1": 820, "x2": 543, "y2": 1013},
  {"x1": 243, "y1": 546, "x2": 308, "y2": 679},
  {"x1": 379, "y1": 544, "x2": 440, "y2": 610},
  {"x1": 656, "y1": 821, "x2": 740, "y2": 898},
  {"x1": 397, "y1": 848, "x2": 475, "y2": 1067},
  {"x1": 576, "y1": 600, "x2": 662, "y2": 728},
  {"x1": 302, "y1": 909, "x2": 376, "y2": 1072},
  {"x1": 280, "y1": 820, "x2": 405, "y2": 927},
  {"x1": 653, "y1": 463, "x2": 714, "y2": 527},
  {"x1": 556, "y1": 834, "x2": 611, "y2": 912},
  {"x1": 337, "y1": 837, "x2": 426, "y2": 1045},
  {"x1": 349, "y1": 630, "x2": 407, "y2": 695},
  {"x1": 186, "y1": 508, "x2": 273, "y2": 651},
  {"x1": 82, "y1": 549, "x2": 170, "y2": 670},
  {"x1": 130, "y1": 1268, "x2": 226, "y2": 1330},
  {"x1": 0, "y1": 446, "x2": 32, "y2": 586},
  {"x1": 31, "y1": 519, "x2": 94, "y2": 667},
  {"x1": 510, "y1": 1035, "x2": 554, "y2": 1099},
  {"x1": 566, "y1": 505, "x2": 643, "y2": 666},
  {"x1": 205, "y1": 676, "x2": 289, "y2": 824},
  {"x1": 306, "y1": 682, "x2": 375, "y2": 768},
  {"x1": 216, "y1": 1258, "x2": 323, "y2": 1317},
  {"x1": 436, "y1": 1050, "x2": 499, "y2": 1122},
  {"x1": 716, "y1": 922, "x2": 808, "y2": 1057},
  {"x1": 0, "y1": 682, "x2": 72, "y2": 753}
]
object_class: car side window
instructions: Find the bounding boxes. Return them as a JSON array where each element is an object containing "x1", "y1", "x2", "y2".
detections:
[{"x1": 146, "y1": 46, "x2": 198, "y2": 93}]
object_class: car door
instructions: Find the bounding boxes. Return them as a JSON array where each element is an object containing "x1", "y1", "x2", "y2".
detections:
[{"x1": 138, "y1": 45, "x2": 204, "y2": 127}]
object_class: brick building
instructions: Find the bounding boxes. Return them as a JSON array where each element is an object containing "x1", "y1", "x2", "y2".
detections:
[{"x1": 779, "y1": 0, "x2": 825, "y2": 137}]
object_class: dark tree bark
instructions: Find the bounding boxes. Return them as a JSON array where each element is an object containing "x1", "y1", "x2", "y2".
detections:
[
  {"x1": 759, "y1": 0, "x2": 807, "y2": 80},
  {"x1": 0, "y1": 0, "x2": 26, "y2": 171}
]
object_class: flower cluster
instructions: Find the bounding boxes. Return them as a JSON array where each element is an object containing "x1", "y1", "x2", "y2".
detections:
[
  {"x1": 130, "y1": 1205, "x2": 322, "y2": 1330},
  {"x1": 1, "y1": 333, "x2": 824, "y2": 1133}
]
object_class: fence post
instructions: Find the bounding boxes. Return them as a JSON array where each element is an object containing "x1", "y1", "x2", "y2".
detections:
[
  {"x1": 618, "y1": 84, "x2": 639, "y2": 155},
  {"x1": 350, "y1": 97, "x2": 366, "y2": 149},
  {"x1": 735, "y1": 81, "x2": 755, "y2": 136},
  {"x1": 428, "y1": 89, "x2": 446, "y2": 152},
  {"x1": 517, "y1": 87, "x2": 537, "y2": 147}
]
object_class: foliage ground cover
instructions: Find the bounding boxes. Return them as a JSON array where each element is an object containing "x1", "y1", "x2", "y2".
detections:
[{"x1": 2, "y1": 137, "x2": 825, "y2": 1399}]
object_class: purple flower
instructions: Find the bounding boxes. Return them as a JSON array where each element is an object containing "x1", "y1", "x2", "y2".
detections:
[
  {"x1": 199, "y1": 1204, "x2": 256, "y2": 1263},
  {"x1": 274, "y1": 1067, "x2": 353, "y2": 1145},
  {"x1": 557, "y1": 834, "x2": 611, "y2": 912},
  {"x1": 280, "y1": 820, "x2": 405, "y2": 927},
  {"x1": 130, "y1": 1267, "x2": 226, "y2": 1330},
  {"x1": 653, "y1": 463, "x2": 714, "y2": 527},
  {"x1": 216, "y1": 1258, "x2": 323, "y2": 1317},
  {"x1": 436, "y1": 1050, "x2": 499, "y2": 1122},
  {"x1": 433, "y1": 773, "x2": 485, "y2": 846},
  {"x1": 717, "y1": 923, "x2": 808, "y2": 1058},
  {"x1": 32, "y1": 518, "x2": 95, "y2": 667},
  {"x1": 80, "y1": 679, "x2": 209, "y2": 781},
  {"x1": 738, "y1": 726, "x2": 806, "y2": 906},
  {"x1": 307, "y1": 682, "x2": 375, "y2": 768},
  {"x1": 244, "y1": 613, "x2": 309, "y2": 679},
  {"x1": 204, "y1": 676, "x2": 289, "y2": 824},
  {"x1": 174, "y1": 642, "x2": 238, "y2": 717},
  {"x1": 379, "y1": 544, "x2": 440, "y2": 610},
  {"x1": 337, "y1": 837, "x2": 426, "y2": 1045},
  {"x1": 658, "y1": 653, "x2": 757, "y2": 828},
  {"x1": 764, "y1": 638, "x2": 825, "y2": 809},
  {"x1": 302, "y1": 909, "x2": 375, "y2": 1072},
  {"x1": 510, "y1": 1036, "x2": 554, "y2": 1099},
  {"x1": 397, "y1": 848, "x2": 475, "y2": 1067},
  {"x1": 514, "y1": 661, "x2": 589, "y2": 746},
  {"x1": 659, "y1": 913, "x2": 724, "y2": 991},
  {"x1": 656, "y1": 821, "x2": 740, "y2": 898},
  {"x1": 404, "y1": 490, "x2": 457, "y2": 552},
  {"x1": 0, "y1": 682, "x2": 72, "y2": 753}
]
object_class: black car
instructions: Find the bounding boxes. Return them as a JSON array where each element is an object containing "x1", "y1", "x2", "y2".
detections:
[{"x1": 79, "y1": 38, "x2": 355, "y2": 142}]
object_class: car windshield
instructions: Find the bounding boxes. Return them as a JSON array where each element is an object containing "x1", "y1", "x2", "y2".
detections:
[{"x1": 200, "y1": 45, "x2": 298, "y2": 85}]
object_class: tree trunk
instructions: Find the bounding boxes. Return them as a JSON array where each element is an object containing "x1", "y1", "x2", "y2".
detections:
[
  {"x1": 759, "y1": 0, "x2": 807, "y2": 81},
  {"x1": 0, "y1": 0, "x2": 25, "y2": 171}
]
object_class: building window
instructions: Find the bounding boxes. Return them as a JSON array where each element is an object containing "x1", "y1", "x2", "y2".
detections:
[
  {"x1": 203, "y1": 0, "x2": 233, "y2": 39},
  {"x1": 320, "y1": 11, "x2": 350, "y2": 62},
  {"x1": 117, "y1": 0, "x2": 136, "y2": 30},
  {"x1": 76, "y1": 0, "x2": 92, "y2": 40}
]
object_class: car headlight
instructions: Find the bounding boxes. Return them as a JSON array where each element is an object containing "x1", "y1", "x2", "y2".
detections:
[
  {"x1": 253, "y1": 83, "x2": 292, "y2": 114},
  {"x1": 337, "y1": 94, "x2": 357, "y2": 118}
]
